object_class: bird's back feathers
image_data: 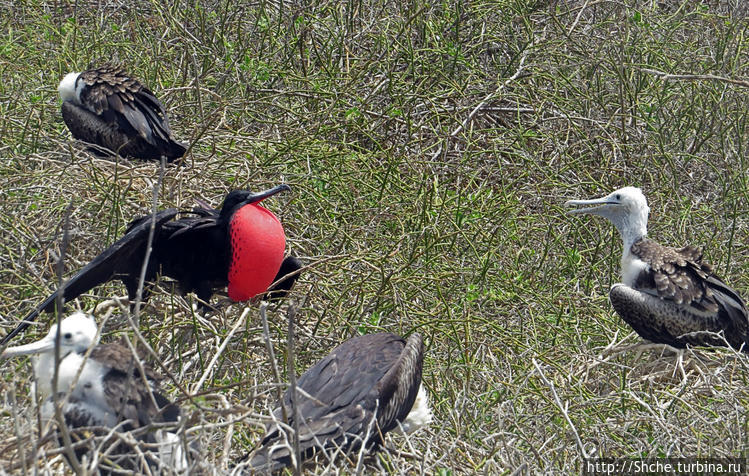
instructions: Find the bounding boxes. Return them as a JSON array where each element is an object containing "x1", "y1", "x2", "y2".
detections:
[
  {"x1": 247, "y1": 333, "x2": 424, "y2": 472},
  {"x1": 61, "y1": 65, "x2": 185, "y2": 161}
]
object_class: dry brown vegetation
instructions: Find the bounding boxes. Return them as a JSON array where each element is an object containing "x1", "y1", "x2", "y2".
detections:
[{"x1": 2, "y1": 0, "x2": 749, "y2": 474}]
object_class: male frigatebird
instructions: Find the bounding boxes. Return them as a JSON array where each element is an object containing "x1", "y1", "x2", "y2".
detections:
[
  {"x1": 2, "y1": 312, "x2": 192, "y2": 474},
  {"x1": 2, "y1": 185, "x2": 301, "y2": 345},
  {"x1": 566, "y1": 186, "x2": 749, "y2": 351},
  {"x1": 58, "y1": 65, "x2": 186, "y2": 161},
  {"x1": 245, "y1": 332, "x2": 432, "y2": 472}
]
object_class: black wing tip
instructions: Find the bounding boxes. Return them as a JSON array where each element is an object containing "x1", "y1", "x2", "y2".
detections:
[
  {"x1": 1, "y1": 316, "x2": 39, "y2": 346},
  {"x1": 0, "y1": 323, "x2": 27, "y2": 346},
  {"x1": 0, "y1": 296, "x2": 61, "y2": 345},
  {"x1": 264, "y1": 256, "x2": 303, "y2": 301},
  {"x1": 164, "y1": 140, "x2": 187, "y2": 162},
  {"x1": 153, "y1": 392, "x2": 182, "y2": 423}
]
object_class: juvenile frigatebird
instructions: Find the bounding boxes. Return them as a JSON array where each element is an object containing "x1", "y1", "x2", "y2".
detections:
[
  {"x1": 566, "y1": 186, "x2": 749, "y2": 351},
  {"x1": 58, "y1": 65, "x2": 186, "y2": 161},
  {"x1": 2, "y1": 312, "x2": 192, "y2": 474},
  {"x1": 245, "y1": 332, "x2": 432, "y2": 472},
  {"x1": 2, "y1": 185, "x2": 302, "y2": 345}
]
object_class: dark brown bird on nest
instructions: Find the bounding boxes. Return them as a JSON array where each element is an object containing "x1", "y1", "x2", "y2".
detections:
[
  {"x1": 245, "y1": 332, "x2": 432, "y2": 473},
  {"x1": 57, "y1": 65, "x2": 186, "y2": 162}
]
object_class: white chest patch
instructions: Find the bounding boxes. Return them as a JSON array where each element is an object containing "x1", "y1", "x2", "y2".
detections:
[{"x1": 621, "y1": 254, "x2": 649, "y2": 288}]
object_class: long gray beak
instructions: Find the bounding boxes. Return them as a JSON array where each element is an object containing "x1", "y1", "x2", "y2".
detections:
[
  {"x1": 242, "y1": 184, "x2": 292, "y2": 205},
  {"x1": 2, "y1": 337, "x2": 55, "y2": 358},
  {"x1": 564, "y1": 196, "x2": 615, "y2": 215}
]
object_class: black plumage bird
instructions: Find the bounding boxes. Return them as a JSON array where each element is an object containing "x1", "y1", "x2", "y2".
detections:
[
  {"x1": 58, "y1": 65, "x2": 186, "y2": 162},
  {"x1": 245, "y1": 332, "x2": 432, "y2": 473},
  {"x1": 2, "y1": 185, "x2": 302, "y2": 345},
  {"x1": 566, "y1": 186, "x2": 749, "y2": 351}
]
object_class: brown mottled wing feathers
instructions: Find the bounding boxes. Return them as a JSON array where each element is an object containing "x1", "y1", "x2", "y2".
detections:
[
  {"x1": 90, "y1": 342, "x2": 177, "y2": 428},
  {"x1": 631, "y1": 238, "x2": 718, "y2": 312},
  {"x1": 79, "y1": 66, "x2": 142, "y2": 116},
  {"x1": 376, "y1": 333, "x2": 423, "y2": 433},
  {"x1": 73, "y1": 65, "x2": 185, "y2": 160},
  {"x1": 624, "y1": 238, "x2": 749, "y2": 350},
  {"x1": 56, "y1": 342, "x2": 183, "y2": 473},
  {"x1": 90, "y1": 340, "x2": 160, "y2": 381}
]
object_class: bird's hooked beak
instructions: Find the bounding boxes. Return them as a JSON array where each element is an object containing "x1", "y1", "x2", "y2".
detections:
[
  {"x1": 2, "y1": 335, "x2": 55, "y2": 358},
  {"x1": 240, "y1": 184, "x2": 291, "y2": 206},
  {"x1": 564, "y1": 194, "x2": 618, "y2": 216}
]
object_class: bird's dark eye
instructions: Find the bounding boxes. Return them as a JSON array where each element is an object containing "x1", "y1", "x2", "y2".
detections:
[
  {"x1": 63, "y1": 332, "x2": 72, "y2": 339},
  {"x1": 615, "y1": 194, "x2": 621, "y2": 200}
]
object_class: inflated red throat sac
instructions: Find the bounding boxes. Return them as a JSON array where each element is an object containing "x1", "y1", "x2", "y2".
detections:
[{"x1": 228, "y1": 203, "x2": 286, "y2": 301}]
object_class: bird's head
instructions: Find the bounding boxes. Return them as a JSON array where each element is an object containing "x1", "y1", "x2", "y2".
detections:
[
  {"x1": 219, "y1": 185, "x2": 291, "y2": 218},
  {"x1": 58, "y1": 72, "x2": 83, "y2": 105},
  {"x1": 223, "y1": 185, "x2": 291, "y2": 302},
  {"x1": 2, "y1": 312, "x2": 97, "y2": 359},
  {"x1": 565, "y1": 186, "x2": 649, "y2": 244}
]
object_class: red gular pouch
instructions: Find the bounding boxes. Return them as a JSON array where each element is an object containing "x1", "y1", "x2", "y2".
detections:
[{"x1": 227, "y1": 204, "x2": 286, "y2": 301}]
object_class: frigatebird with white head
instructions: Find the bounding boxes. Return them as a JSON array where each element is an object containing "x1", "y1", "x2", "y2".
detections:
[
  {"x1": 245, "y1": 332, "x2": 432, "y2": 472},
  {"x1": 2, "y1": 312, "x2": 191, "y2": 473},
  {"x1": 58, "y1": 65, "x2": 186, "y2": 161},
  {"x1": 566, "y1": 186, "x2": 749, "y2": 351},
  {"x1": 1, "y1": 185, "x2": 302, "y2": 344}
]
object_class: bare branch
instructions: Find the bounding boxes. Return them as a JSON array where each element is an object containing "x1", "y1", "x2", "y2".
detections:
[
  {"x1": 428, "y1": 41, "x2": 534, "y2": 163},
  {"x1": 260, "y1": 301, "x2": 287, "y2": 422},
  {"x1": 638, "y1": 67, "x2": 749, "y2": 88},
  {"x1": 532, "y1": 359, "x2": 589, "y2": 460},
  {"x1": 52, "y1": 200, "x2": 84, "y2": 475},
  {"x1": 285, "y1": 305, "x2": 301, "y2": 476}
]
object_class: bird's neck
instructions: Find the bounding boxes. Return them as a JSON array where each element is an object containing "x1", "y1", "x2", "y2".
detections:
[
  {"x1": 621, "y1": 231, "x2": 645, "y2": 260},
  {"x1": 618, "y1": 219, "x2": 647, "y2": 286},
  {"x1": 221, "y1": 202, "x2": 249, "y2": 222},
  {"x1": 616, "y1": 212, "x2": 648, "y2": 261}
]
